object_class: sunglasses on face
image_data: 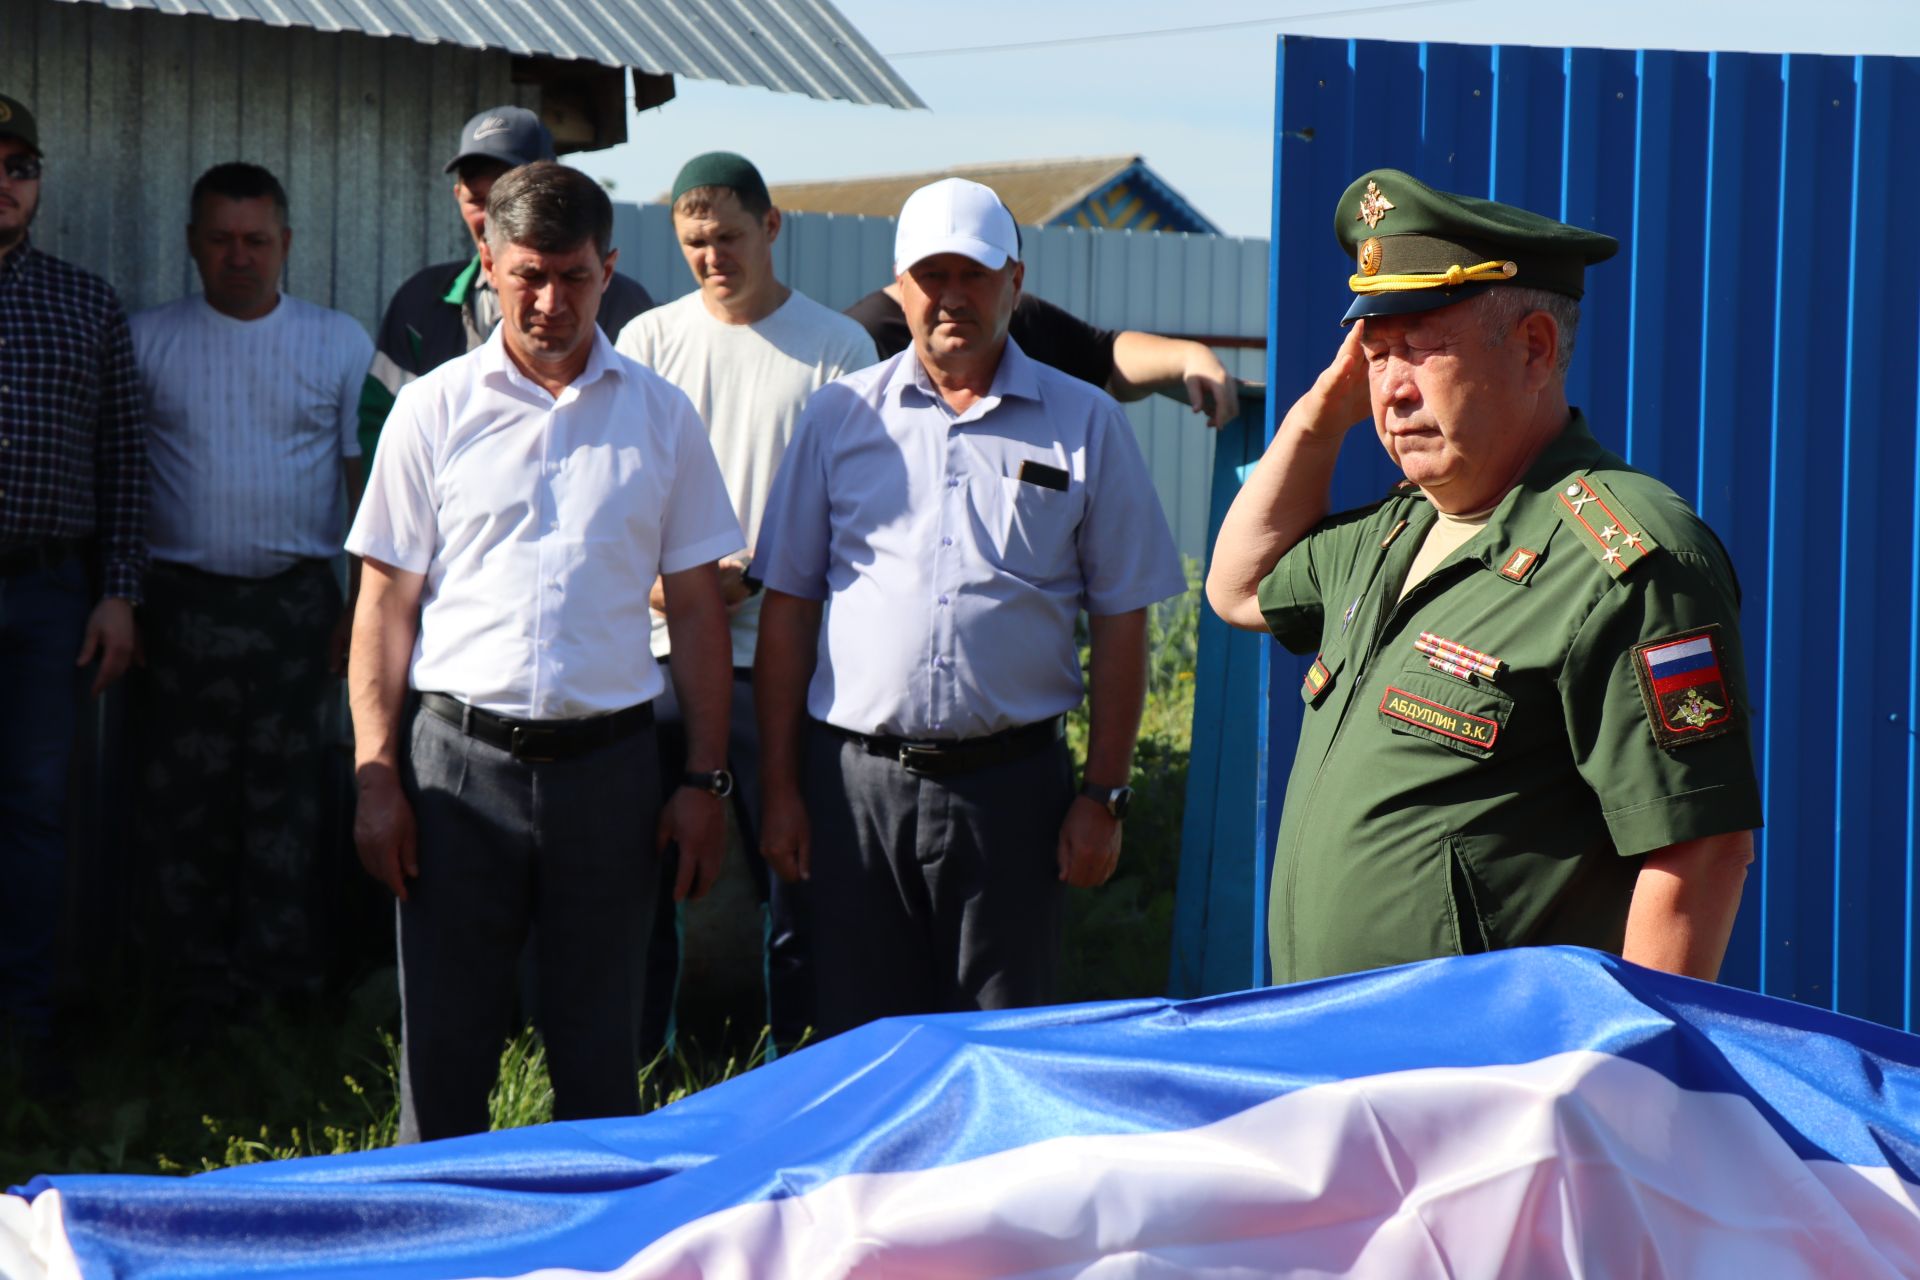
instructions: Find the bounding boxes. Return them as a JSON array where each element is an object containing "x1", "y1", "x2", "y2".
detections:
[{"x1": 2, "y1": 155, "x2": 42, "y2": 182}]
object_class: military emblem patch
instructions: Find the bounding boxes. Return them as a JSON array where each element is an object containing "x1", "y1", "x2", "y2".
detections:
[
  {"x1": 1380, "y1": 686, "x2": 1500, "y2": 750},
  {"x1": 1356, "y1": 180, "x2": 1396, "y2": 230},
  {"x1": 1632, "y1": 626, "x2": 1738, "y2": 748},
  {"x1": 1302, "y1": 655, "x2": 1334, "y2": 703},
  {"x1": 1499, "y1": 547, "x2": 1539, "y2": 582}
]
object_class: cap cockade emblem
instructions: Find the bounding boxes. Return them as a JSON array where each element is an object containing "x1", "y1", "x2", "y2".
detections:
[
  {"x1": 0, "y1": 103, "x2": 11, "y2": 124},
  {"x1": 1358, "y1": 236, "x2": 1384, "y2": 276},
  {"x1": 1356, "y1": 180, "x2": 1396, "y2": 230}
]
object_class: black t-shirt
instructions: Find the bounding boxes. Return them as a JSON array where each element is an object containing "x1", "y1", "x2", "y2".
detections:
[{"x1": 843, "y1": 289, "x2": 1119, "y2": 390}]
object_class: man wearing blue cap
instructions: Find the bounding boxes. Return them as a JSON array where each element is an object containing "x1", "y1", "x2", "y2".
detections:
[
  {"x1": 359, "y1": 106, "x2": 654, "y2": 457},
  {"x1": 1207, "y1": 170, "x2": 1760, "y2": 986},
  {"x1": 754, "y1": 178, "x2": 1187, "y2": 1036}
]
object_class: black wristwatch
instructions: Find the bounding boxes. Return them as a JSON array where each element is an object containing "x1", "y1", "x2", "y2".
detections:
[
  {"x1": 1081, "y1": 782, "x2": 1133, "y2": 820},
  {"x1": 682, "y1": 768, "x2": 735, "y2": 798}
]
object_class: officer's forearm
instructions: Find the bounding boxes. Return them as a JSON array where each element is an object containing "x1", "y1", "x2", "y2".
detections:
[
  {"x1": 1207, "y1": 327, "x2": 1368, "y2": 631},
  {"x1": 661, "y1": 563, "x2": 732, "y2": 773},
  {"x1": 1621, "y1": 830, "x2": 1754, "y2": 980},
  {"x1": 755, "y1": 590, "x2": 823, "y2": 792},
  {"x1": 1083, "y1": 609, "x2": 1150, "y2": 789}
]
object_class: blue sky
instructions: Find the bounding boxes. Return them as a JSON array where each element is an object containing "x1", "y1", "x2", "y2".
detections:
[{"x1": 588, "y1": 1, "x2": 1920, "y2": 240}]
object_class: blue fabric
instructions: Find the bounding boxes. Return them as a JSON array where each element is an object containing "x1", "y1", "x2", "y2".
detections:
[{"x1": 18, "y1": 947, "x2": 1920, "y2": 1277}]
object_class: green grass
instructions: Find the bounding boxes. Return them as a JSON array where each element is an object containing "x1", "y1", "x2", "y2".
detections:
[{"x1": 1, "y1": 573, "x2": 1200, "y2": 1179}]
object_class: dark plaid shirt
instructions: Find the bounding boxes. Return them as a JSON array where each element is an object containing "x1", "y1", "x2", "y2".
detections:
[{"x1": 0, "y1": 238, "x2": 149, "y2": 600}]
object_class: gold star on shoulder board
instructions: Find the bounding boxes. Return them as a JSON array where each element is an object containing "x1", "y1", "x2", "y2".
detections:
[{"x1": 1357, "y1": 181, "x2": 1396, "y2": 230}]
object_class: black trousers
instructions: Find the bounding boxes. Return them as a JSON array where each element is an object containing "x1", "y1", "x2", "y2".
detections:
[
  {"x1": 804, "y1": 720, "x2": 1073, "y2": 1040},
  {"x1": 397, "y1": 703, "x2": 661, "y2": 1143}
]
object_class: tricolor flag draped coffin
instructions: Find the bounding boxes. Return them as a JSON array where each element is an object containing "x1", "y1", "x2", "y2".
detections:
[{"x1": 5, "y1": 948, "x2": 1920, "y2": 1278}]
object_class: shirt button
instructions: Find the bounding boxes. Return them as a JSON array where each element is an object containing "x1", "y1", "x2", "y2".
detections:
[
  {"x1": 932, "y1": 722, "x2": 944, "y2": 732},
  {"x1": 947, "y1": 476, "x2": 960, "y2": 488},
  {"x1": 938, "y1": 594, "x2": 949, "y2": 605},
  {"x1": 941, "y1": 536, "x2": 953, "y2": 547}
]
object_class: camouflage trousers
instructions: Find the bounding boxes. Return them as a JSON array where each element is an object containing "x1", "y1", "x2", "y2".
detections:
[{"x1": 131, "y1": 558, "x2": 342, "y2": 1006}]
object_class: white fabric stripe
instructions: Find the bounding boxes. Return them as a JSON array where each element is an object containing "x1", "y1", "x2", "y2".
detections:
[
  {"x1": 1647, "y1": 635, "x2": 1715, "y2": 666},
  {"x1": 541, "y1": 1051, "x2": 1920, "y2": 1280},
  {"x1": 0, "y1": 1188, "x2": 81, "y2": 1280},
  {"x1": 10, "y1": 1053, "x2": 1918, "y2": 1279}
]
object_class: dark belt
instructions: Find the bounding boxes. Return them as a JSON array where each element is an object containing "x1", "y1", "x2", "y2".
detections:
[
  {"x1": 420, "y1": 691, "x2": 655, "y2": 764},
  {"x1": 823, "y1": 715, "x2": 1064, "y2": 777},
  {"x1": 0, "y1": 538, "x2": 84, "y2": 579}
]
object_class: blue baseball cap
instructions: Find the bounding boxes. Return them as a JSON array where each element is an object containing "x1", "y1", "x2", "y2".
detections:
[{"x1": 444, "y1": 106, "x2": 555, "y2": 174}]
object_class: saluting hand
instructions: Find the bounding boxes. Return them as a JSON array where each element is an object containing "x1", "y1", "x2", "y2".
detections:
[{"x1": 1056, "y1": 795, "x2": 1122, "y2": 888}]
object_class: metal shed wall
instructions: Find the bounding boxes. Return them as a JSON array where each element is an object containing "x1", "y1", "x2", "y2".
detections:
[
  {"x1": 1226, "y1": 35, "x2": 1920, "y2": 1028},
  {"x1": 614, "y1": 201, "x2": 1268, "y2": 559},
  {"x1": 2, "y1": 0, "x2": 532, "y2": 329}
]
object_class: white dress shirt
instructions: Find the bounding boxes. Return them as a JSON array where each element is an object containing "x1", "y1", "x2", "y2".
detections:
[
  {"x1": 754, "y1": 340, "x2": 1186, "y2": 739},
  {"x1": 131, "y1": 292, "x2": 372, "y2": 577},
  {"x1": 346, "y1": 327, "x2": 743, "y2": 719}
]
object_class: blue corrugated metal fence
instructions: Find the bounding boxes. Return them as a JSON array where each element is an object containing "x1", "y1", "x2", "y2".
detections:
[{"x1": 1175, "y1": 35, "x2": 1920, "y2": 1032}]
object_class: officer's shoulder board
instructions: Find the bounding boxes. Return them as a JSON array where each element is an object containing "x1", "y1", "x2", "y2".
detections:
[{"x1": 1551, "y1": 473, "x2": 1659, "y2": 579}]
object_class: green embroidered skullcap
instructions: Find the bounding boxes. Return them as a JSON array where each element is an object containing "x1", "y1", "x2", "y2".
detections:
[
  {"x1": 1335, "y1": 168, "x2": 1619, "y2": 323},
  {"x1": 670, "y1": 151, "x2": 771, "y2": 208}
]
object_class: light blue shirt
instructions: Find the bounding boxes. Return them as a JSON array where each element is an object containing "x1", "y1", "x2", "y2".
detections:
[{"x1": 754, "y1": 339, "x2": 1185, "y2": 739}]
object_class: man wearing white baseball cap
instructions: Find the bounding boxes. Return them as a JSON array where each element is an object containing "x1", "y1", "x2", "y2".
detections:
[{"x1": 752, "y1": 179, "x2": 1186, "y2": 1036}]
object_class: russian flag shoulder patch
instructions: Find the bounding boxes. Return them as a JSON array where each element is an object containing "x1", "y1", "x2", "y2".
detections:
[{"x1": 1632, "y1": 624, "x2": 1739, "y2": 748}]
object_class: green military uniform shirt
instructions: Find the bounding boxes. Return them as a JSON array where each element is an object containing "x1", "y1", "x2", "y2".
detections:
[{"x1": 1257, "y1": 412, "x2": 1762, "y2": 984}]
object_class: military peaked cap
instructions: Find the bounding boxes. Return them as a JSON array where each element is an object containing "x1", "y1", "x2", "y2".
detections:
[{"x1": 1336, "y1": 168, "x2": 1618, "y2": 323}]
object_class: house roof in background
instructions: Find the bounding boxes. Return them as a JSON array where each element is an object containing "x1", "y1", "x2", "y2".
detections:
[
  {"x1": 765, "y1": 155, "x2": 1219, "y2": 233},
  {"x1": 51, "y1": 0, "x2": 925, "y2": 108},
  {"x1": 769, "y1": 156, "x2": 1144, "y2": 224}
]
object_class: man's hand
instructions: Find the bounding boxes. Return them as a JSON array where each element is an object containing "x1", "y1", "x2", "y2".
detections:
[
  {"x1": 76, "y1": 596, "x2": 137, "y2": 694},
  {"x1": 1298, "y1": 320, "x2": 1372, "y2": 441},
  {"x1": 717, "y1": 558, "x2": 754, "y2": 610},
  {"x1": 354, "y1": 762, "x2": 419, "y2": 900},
  {"x1": 658, "y1": 786, "x2": 727, "y2": 901},
  {"x1": 327, "y1": 601, "x2": 354, "y2": 675},
  {"x1": 760, "y1": 781, "x2": 811, "y2": 884},
  {"x1": 1204, "y1": 325, "x2": 1373, "y2": 632},
  {"x1": 1182, "y1": 349, "x2": 1240, "y2": 429},
  {"x1": 1056, "y1": 795, "x2": 1122, "y2": 888}
]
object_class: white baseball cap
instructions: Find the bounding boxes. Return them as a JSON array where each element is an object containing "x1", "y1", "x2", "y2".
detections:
[{"x1": 893, "y1": 178, "x2": 1020, "y2": 276}]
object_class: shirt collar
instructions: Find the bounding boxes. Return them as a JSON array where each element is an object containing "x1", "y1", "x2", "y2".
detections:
[
  {"x1": 892, "y1": 335, "x2": 1044, "y2": 420},
  {"x1": 476, "y1": 321, "x2": 624, "y2": 396},
  {"x1": 1468, "y1": 409, "x2": 1612, "y2": 582},
  {"x1": 443, "y1": 253, "x2": 483, "y2": 306}
]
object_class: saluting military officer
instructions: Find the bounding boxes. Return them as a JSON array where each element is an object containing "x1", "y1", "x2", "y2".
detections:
[{"x1": 1206, "y1": 169, "x2": 1761, "y2": 985}]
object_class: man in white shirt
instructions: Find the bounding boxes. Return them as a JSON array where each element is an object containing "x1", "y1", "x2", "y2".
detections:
[
  {"x1": 347, "y1": 162, "x2": 742, "y2": 1142},
  {"x1": 128, "y1": 162, "x2": 372, "y2": 1016},
  {"x1": 616, "y1": 151, "x2": 876, "y2": 1056}
]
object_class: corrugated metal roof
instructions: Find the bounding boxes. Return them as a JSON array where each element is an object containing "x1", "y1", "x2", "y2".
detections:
[
  {"x1": 52, "y1": 0, "x2": 925, "y2": 109},
  {"x1": 769, "y1": 156, "x2": 1142, "y2": 224}
]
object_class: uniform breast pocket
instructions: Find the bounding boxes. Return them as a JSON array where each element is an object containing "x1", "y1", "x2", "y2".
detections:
[
  {"x1": 990, "y1": 472, "x2": 1081, "y2": 582},
  {"x1": 1376, "y1": 672, "x2": 1513, "y2": 758}
]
